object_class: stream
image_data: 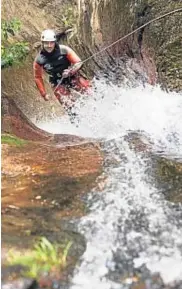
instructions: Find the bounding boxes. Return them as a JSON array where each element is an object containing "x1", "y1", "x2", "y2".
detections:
[{"x1": 37, "y1": 79, "x2": 182, "y2": 288}]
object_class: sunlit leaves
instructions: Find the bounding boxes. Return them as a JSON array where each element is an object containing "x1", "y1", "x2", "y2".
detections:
[{"x1": 1, "y1": 19, "x2": 29, "y2": 67}]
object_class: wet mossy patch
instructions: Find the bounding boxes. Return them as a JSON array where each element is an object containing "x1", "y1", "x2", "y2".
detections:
[
  {"x1": 1, "y1": 134, "x2": 28, "y2": 146},
  {"x1": 154, "y1": 155, "x2": 182, "y2": 203},
  {"x1": 156, "y1": 157, "x2": 182, "y2": 181}
]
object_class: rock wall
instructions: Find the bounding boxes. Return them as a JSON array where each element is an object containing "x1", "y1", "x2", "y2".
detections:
[
  {"x1": 76, "y1": 0, "x2": 182, "y2": 90},
  {"x1": 135, "y1": 0, "x2": 182, "y2": 92}
]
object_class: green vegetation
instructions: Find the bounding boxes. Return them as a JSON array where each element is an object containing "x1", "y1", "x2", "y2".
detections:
[
  {"x1": 62, "y1": 7, "x2": 75, "y2": 26},
  {"x1": 7, "y1": 237, "x2": 72, "y2": 278},
  {"x1": 57, "y1": 5, "x2": 76, "y2": 27},
  {"x1": 1, "y1": 18, "x2": 29, "y2": 67},
  {"x1": 1, "y1": 134, "x2": 28, "y2": 146}
]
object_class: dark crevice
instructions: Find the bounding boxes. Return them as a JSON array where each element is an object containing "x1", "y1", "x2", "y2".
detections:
[{"x1": 136, "y1": 5, "x2": 152, "y2": 56}]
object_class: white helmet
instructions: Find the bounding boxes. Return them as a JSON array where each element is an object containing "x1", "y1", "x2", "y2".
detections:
[{"x1": 41, "y1": 29, "x2": 56, "y2": 42}]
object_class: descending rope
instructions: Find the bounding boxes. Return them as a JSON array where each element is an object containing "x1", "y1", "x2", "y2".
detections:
[
  {"x1": 54, "y1": 8, "x2": 182, "y2": 91},
  {"x1": 80, "y1": 8, "x2": 182, "y2": 65}
]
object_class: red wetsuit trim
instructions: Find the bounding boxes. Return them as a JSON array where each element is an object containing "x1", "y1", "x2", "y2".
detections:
[
  {"x1": 66, "y1": 50, "x2": 81, "y2": 64},
  {"x1": 33, "y1": 61, "x2": 46, "y2": 97},
  {"x1": 66, "y1": 49, "x2": 82, "y2": 75}
]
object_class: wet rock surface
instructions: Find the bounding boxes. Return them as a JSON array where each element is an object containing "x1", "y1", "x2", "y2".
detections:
[
  {"x1": 1, "y1": 277, "x2": 38, "y2": 289},
  {"x1": 104, "y1": 131, "x2": 182, "y2": 205},
  {"x1": 1, "y1": 93, "x2": 86, "y2": 143},
  {"x1": 2, "y1": 131, "x2": 182, "y2": 288},
  {"x1": 1, "y1": 139, "x2": 103, "y2": 228},
  {"x1": 100, "y1": 133, "x2": 182, "y2": 289},
  {"x1": 1, "y1": 134, "x2": 103, "y2": 288},
  {"x1": 152, "y1": 154, "x2": 182, "y2": 203},
  {"x1": 127, "y1": 132, "x2": 182, "y2": 204}
]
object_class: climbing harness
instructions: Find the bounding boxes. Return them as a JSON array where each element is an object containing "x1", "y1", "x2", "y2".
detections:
[
  {"x1": 53, "y1": 63, "x2": 84, "y2": 93},
  {"x1": 80, "y1": 8, "x2": 182, "y2": 65}
]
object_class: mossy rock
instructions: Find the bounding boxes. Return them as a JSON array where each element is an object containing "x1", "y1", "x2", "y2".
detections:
[
  {"x1": 155, "y1": 155, "x2": 182, "y2": 203},
  {"x1": 1, "y1": 134, "x2": 28, "y2": 146}
]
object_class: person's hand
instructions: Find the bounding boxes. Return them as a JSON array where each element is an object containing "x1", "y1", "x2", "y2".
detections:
[
  {"x1": 62, "y1": 69, "x2": 72, "y2": 78},
  {"x1": 44, "y1": 94, "x2": 50, "y2": 101}
]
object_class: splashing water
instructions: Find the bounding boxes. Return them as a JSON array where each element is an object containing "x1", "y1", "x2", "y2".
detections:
[
  {"x1": 70, "y1": 142, "x2": 182, "y2": 288},
  {"x1": 37, "y1": 80, "x2": 182, "y2": 287},
  {"x1": 37, "y1": 80, "x2": 182, "y2": 154}
]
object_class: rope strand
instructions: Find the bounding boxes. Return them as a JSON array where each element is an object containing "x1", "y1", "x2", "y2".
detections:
[
  {"x1": 54, "y1": 8, "x2": 182, "y2": 92},
  {"x1": 81, "y1": 8, "x2": 182, "y2": 65}
]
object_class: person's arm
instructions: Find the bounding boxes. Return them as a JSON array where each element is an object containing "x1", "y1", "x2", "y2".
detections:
[
  {"x1": 60, "y1": 45, "x2": 83, "y2": 75},
  {"x1": 33, "y1": 61, "x2": 48, "y2": 99},
  {"x1": 66, "y1": 47, "x2": 83, "y2": 74}
]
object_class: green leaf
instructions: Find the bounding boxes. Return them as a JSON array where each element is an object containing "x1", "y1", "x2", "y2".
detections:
[
  {"x1": 7, "y1": 237, "x2": 72, "y2": 278},
  {"x1": 61, "y1": 241, "x2": 72, "y2": 266}
]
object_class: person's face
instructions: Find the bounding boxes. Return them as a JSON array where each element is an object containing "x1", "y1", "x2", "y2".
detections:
[{"x1": 42, "y1": 41, "x2": 55, "y2": 53}]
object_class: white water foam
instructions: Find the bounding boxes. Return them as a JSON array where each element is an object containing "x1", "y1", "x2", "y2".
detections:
[
  {"x1": 37, "y1": 79, "x2": 182, "y2": 155},
  {"x1": 69, "y1": 141, "x2": 182, "y2": 289},
  {"x1": 36, "y1": 80, "x2": 182, "y2": 287}
]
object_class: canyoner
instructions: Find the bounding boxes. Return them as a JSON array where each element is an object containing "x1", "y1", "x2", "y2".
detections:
[
  {"x1": 33, "y1": 29, "x2": 91, "y2": 120},
  {"x1": 33, "y1": 9, "x2": 181, "y2": 123}
]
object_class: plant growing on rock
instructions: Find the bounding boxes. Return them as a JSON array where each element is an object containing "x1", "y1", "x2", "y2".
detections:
[
  {"x1": 1, "y1": 134, "x2": 28, "y2": 146},
  {"x1": 7, "y1": 237, "x2": 72, "y2": 278},
  {"x1": 1, "y1": 18, "x2": 29, "y2": 68}
]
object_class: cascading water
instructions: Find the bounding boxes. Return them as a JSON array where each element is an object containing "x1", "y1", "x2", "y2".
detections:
[{"x1": 37, "y1": 79, "x2": 182, "y2": 288}]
